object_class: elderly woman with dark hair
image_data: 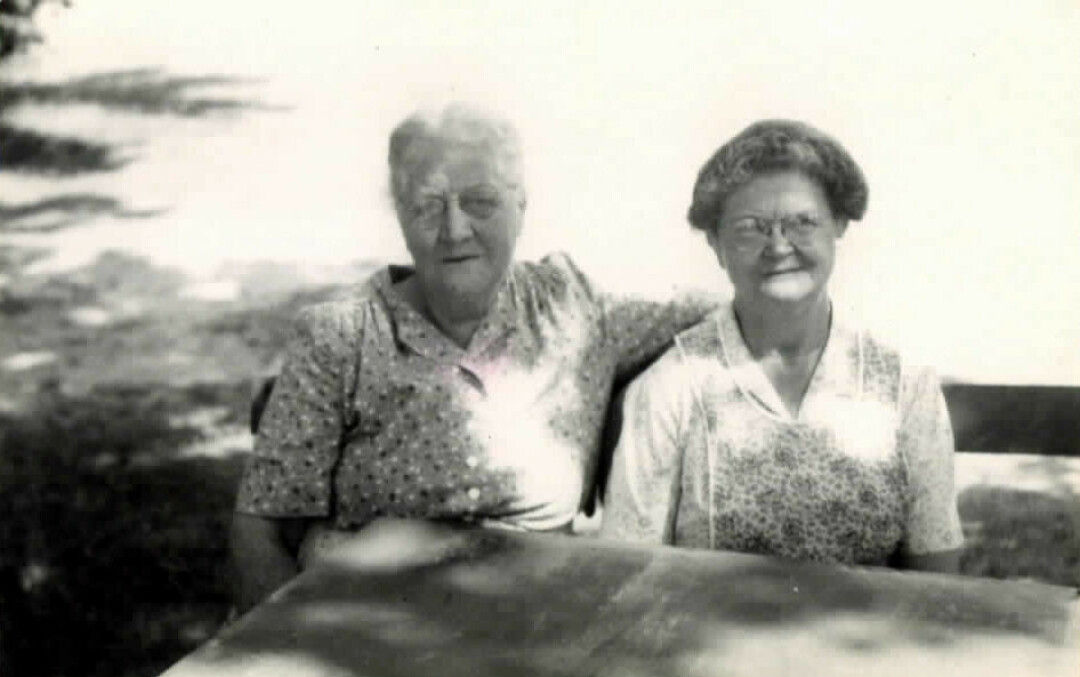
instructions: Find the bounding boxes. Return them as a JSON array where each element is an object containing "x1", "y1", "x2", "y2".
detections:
[
  {"x1": 229, "y1": 103, "x2": 714, "y2": 612},
  {"x1": 600, "y1": 120, "x2": 963, "y2": 573}
]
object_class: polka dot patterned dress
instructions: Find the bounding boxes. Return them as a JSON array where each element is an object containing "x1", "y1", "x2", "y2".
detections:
[{"x1": 235, "y1": 253, "x2": 714, "y2": 547}]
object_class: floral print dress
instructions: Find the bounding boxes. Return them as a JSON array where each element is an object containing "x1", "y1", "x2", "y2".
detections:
[{"x1": 600, "y1": 303, "x2": 963, "y2": 565}]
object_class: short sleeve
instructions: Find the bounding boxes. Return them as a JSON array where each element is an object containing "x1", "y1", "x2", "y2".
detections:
[
  {"x1": 599, "y1": 351, "x2": 687, "y2": 545},
  {"x1": 235, "y1": 305, "x2": 359, "y2": 518},
  {"x1": 897, "y1": 365, "x2": 964, "y2": 555}
]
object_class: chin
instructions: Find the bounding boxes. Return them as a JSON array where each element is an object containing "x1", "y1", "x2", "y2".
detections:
[
  {"x1": 756, "y1": 276, "x2": 818, "y2": 303},
  {"x1": 441, "y1": 271, "x2": 498, "y2": 301}
]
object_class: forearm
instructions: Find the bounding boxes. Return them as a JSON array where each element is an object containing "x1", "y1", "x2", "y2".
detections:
[{"x1": 229, "y1": 513, "x2": 307, "y2": 613}]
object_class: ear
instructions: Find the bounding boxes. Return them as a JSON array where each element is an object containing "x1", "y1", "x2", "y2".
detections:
[
  {"x1": 510, "y1": 188, "x2": 527, "y2": 238},
  {"x1": 705, "y1": 228, "x2": 728, "y2": 270},
  {"x1": 833, "y1": 218, "x2": 849, "y2": 239}
]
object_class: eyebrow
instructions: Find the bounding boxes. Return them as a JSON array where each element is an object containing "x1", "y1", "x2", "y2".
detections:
[
  {"x1": 415, "y1": 182, "x2": 503, "y2": 197},
  {"x1": 461, "y1": 185, "x2": 502, "y2": 195},
  {"x1": 728, "y1": 208, "x2": 821, "y2": 220},
  {"x1": 415, "y1": 187, "x2": 446, "y2": 199}
]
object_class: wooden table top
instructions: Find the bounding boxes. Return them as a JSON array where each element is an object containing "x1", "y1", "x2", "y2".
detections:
[{"x1": 162, "y1": 520, "x2": 1080, "y2": 677}]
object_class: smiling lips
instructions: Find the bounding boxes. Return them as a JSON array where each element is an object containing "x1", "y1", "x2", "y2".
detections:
[{"x1": 763, "y1": 266, "x2": 804, "y2": 277}]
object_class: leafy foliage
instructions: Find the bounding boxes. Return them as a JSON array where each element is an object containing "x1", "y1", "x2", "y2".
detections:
[
  {"x1": 0, "y1": 0, "x2": 48, "y2": 60},
  {"x1": 1, "y1": 69, "x2": 267, "y2": 116}
]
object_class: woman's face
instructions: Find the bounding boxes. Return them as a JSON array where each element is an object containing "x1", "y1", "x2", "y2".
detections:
[
  {"x1": 706, "y1": 170, "x2": 847, "y2": 307},
  {"x1": 397, "y1": 139, "x2": 524, "y2": 316}
]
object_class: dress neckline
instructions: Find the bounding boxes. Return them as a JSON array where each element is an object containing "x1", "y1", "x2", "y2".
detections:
[
  {"x1": 715, "y1": 301, "x2": 861, "y2": 422},
  {"x1": 373, "y1": 266, "x2": 518, "y2": 361}
]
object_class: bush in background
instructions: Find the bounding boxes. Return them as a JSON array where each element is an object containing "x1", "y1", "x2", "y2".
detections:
[{"x1": 0, "y1": 384, "x2": 245, "y2": 677}]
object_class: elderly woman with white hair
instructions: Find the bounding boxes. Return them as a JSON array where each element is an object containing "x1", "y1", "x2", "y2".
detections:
[
  {"x1": 600, "y1": 119, "x2": 964, "y2": 573},
  {"x1": 229, "y1": 104, "x2": 714, "y2": 611}
]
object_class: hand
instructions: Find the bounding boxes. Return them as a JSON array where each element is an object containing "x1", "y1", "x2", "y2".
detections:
[{"x1": 229, "y1": 514, "x2": 303, "y2": 613}]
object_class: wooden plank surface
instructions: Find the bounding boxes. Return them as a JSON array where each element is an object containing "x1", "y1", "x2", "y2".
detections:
[{"x1": 162, "y1": 520, "x2": 1080, "y2": 677}]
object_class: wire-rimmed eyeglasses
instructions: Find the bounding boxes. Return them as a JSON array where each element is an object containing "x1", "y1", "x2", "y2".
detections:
[
  {"x1": 720, "y1": 213, "x2": 829, "y2": 250},
  {"x1": 407, "y1": 187, "x2": 507, "y2": 230}
]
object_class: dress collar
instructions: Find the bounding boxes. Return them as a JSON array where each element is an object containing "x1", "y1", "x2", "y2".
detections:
[
  {"x1": 716, "y1": 301, "x2": 861, "y2": 419},
  {"x1": 373, "y1": 265, "x2": 518, "y2": 361}
]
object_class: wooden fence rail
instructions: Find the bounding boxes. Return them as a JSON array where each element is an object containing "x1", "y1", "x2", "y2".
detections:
[{"x1": 943, "y1": 384, "x2": 1080, "y2": 457}]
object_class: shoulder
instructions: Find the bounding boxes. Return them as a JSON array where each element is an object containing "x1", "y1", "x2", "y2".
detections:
[
  {"x1": 673, "y1": 309, "x2": 723, "y2": 358},
  {"x1": 853, "y1": 327, "x2": 943, "y2": 411},
  {"x1": 858, "y1": 329, "x2": 903, "y2": 371},
  {"x1": 512, "y1": 252, "x2": 602, "y2": 309},
  {"x1": 517, "y1": 252, "x2": 590, "y2": 289},
  {"x1": 287, "y1": 273, "x2": 384, "y2": 352},
  {"x1": 857, "y1": 329, "x2": 904, "y2": 393},
  {"x1": 628, "y1": 325, "x2": 714, "y2": 404}
]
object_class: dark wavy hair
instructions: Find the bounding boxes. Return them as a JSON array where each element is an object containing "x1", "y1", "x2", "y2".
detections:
[{"x1": 687, "y1": 119, "x2": 868, "y2": 231}]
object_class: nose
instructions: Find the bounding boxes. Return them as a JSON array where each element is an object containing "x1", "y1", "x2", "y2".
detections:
[
  {"x1": 439, "y1": 200, "x2": 473, "y2": 243},
  {"x1": 763, "y1": 223, "x2": 794, "y2": 256}
]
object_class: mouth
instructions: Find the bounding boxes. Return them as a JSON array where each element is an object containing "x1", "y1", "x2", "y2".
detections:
[
  {"x1": 763, "y1": 267, "x2": 804, "y2": 277},
  {"x1": 442, "y1": 254, "x2": 481, "y2": 264}
]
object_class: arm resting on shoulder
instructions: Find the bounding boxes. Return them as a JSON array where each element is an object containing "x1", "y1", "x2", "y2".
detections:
[
  {"x1": 549, "y1": 252, "x2": 716, "y2": 382},
  {"x1": 229, "y1": 513, "x2": 310, "y2": 614},
  {"x1": 604, "y1": 290, "x2": 717, "y2": 383}
]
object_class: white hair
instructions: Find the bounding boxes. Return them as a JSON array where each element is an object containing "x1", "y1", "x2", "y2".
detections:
[{"x1": 387, "y1": 103, "x2": 526, "y2": 218}]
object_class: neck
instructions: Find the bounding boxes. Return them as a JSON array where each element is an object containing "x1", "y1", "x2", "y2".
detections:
[
  {"x1": 733, "y1": 291, "x2": 831, "y2": 358},
  {"x1": 400, "y1": 275, "x2": 495, "y2": 349},
  {"x1": 428, "y1": 306, "x2": 484, "y2": 348}
]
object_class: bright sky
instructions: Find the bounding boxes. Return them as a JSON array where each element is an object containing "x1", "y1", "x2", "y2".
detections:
[{"x1": 6, "y1": 0, "x2": 1080, "y2": 384}]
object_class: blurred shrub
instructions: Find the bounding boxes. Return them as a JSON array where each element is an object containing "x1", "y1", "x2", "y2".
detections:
[
  {"x1": 0, "y1": 0, "x2": 44, "y2": 60},
  {"x1": 959, "y1": 485, "x2": 1080, "y2": 587},
  {"x1": 0, "y1": 384, "x2": 245, "y2": 677}
]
